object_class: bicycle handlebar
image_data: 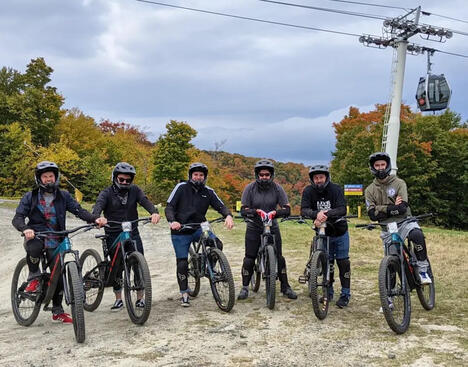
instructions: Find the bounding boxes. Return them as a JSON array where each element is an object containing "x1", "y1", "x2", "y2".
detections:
[
  {"x1": 26, "y1": 223, "x2": 98, "y2": 238},
  {"x1": 176, "y1": 217, "x2": 225, "y2": 231},
  {"x1": 356, "y1": 213, "x2": 435, "y2": 230}
]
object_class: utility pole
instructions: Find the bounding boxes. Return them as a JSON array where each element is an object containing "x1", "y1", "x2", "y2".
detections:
[{"x1": 359, "y1": 6, "x2": 452, "y2": 174}]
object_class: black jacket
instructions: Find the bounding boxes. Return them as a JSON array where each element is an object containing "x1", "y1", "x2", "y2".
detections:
[
  {"x1": 12, "y1": 188, "x2": 97, "y2": 233},
  {"x1": 300, "y1": 182, "x2": 348, "y2": 237},
  {"x1": 165, "y1": 181, "x2": 231, "y2": 235},
  {"x1": 92, "y1": 184, "x2": 158, "y2": 233}
]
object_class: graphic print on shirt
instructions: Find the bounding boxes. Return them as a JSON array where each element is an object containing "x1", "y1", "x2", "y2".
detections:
[
  {"x1": 317, "y1": 200, "x2": 331, "y2": 211},
  {"x1": 387, "y1": 187, "x2": 396, "y2": 198}
]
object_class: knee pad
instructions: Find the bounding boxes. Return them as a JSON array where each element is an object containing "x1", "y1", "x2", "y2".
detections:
[
  {"x1": 408, "y1": 229, "x2": 426, "y2": 252},
  {"x1": 337, "y1": 258, "x2": 351, "y2": 279},
  {"x1": 277, "y1": 255, "x2": 286, "y2": 274},
  {"x1": 176, "y1": 258, "x2": 188, "y2": 279},
  {"x1": 242, "y1": 257, "x2": 255, "y2": 275},
  {"x1": 214, "y1": 238, "x2": 223, "y2": 251}
]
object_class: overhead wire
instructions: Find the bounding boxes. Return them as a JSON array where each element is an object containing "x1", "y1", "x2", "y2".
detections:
[
  {"x1": 135, "y1": 0, "x2": 362, "y2": 37},
  {"x1": 310, "y1": 0, "x2": 407, "y2": 11},
  {"x1": 134, "y1": 0, "x2": 468, "y2": 58},
  {"x1": 259, "y1": 0, "x2": 388, "y2": 20},
  {"x1": 421, "y1": 10, "x2": 468, "y2": 25}
]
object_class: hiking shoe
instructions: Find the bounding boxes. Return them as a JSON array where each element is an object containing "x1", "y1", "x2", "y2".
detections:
[
  {"x1": 111, "y1": 299, "x2": 124, "y2": 311},
  {"x1": 419, "y1": 271, "x2": 432, "y2": 285},
  {"x1": 52, "y1": 312, "x2": 73, "y2": 324},
  {"x1": 237, "y1": 287, "x2": 249, "y2": 300},
  {"x1": 282, "y1": 287, "x2": 298, "y2": 300},
  {"x1": 135, "y1": 299, "x2": 145, "y2": 308},
  {"x1": 25, "y1": 279, "x2": 40, "y2": 293},
  {"x1": 181, "y1": 293, "x2": 190, "y2": 307},
  {"x1": 336, "y1": 295, "x2": 350, "y2": 308}
]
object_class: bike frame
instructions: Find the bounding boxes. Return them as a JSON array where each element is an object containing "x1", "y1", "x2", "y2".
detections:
[
  {"x1": 256, "y1": 210, "x2": 278, "y2": 279},
  {"x1": 190, "y1": 221, "x2": 218, "y2": 280}
]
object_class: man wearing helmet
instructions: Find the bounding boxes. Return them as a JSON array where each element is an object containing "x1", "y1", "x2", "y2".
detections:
[
  {"x1": 365, "y1": 152, "x2": 432, "y2": 284},
  {"x1": 92, "y1": 162, "x2": 160, "y2": 311},
  {"x1": 12, "y1": 161, "x2": 107, "y2": 324},
  {"x1": 238, "y1": 159, "x2": 297, "y2": 300},
  {"x1": 301, "y1": 164, "x2": 351, "y2": 308},
  {"x1": 165, "y1": 162, "x2": 234, "y2": 307}
]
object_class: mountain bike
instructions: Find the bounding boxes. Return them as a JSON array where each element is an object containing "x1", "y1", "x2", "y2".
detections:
[
  {"x1": 356, "y1": 213, "x2": 435, "y2": 334},
  {"x1": 80, "y1": 218, "x2": 152, "y2": 325},
  {"x1": 11, "y1": 224, "x2": 96, "y2": 343},
  {"x1": 241, "y1": 210, "x2": 279, "y2": 310},
  {"x1": 180, "y1": 218, "x2": 235, "y2": 312},
  {"x1": 283, "y1": 215, "x2": 355, "y2": 320}
]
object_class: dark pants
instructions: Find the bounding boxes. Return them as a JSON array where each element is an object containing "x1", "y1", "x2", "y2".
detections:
[
  {"x1": 241, "y1": 225, "x2": 290, "y2": 291},
  {"x1": 24, "y1": 238, "x2": 64, "y2": 314},
  {"x1": 105, "y1": 230, "x2": 143, "y2": 293}
]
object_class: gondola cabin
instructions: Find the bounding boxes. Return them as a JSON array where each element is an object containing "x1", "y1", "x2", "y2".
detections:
[{"x1": 415, "y1": 74, "x2": 451, "y2": 112}]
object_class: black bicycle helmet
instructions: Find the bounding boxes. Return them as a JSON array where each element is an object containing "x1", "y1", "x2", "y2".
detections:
[
  {"x1": 308, "y1": 164, "x2": 330, "y2": 191},
  {"x1": 112, "y1": 162, "x2": 136, "y2": 190},
  {"x1": 188, "y1": 162, "x2": 208, "y2": 188},
  {"x1": 35, "y1": 161, "x2": 60, "y2": 193},
  {"x1": 254, "y1": 159, "x2": 275, "y2": 188},
  {"x1": 369, "y1": 152, "x2": 391, "y2": 179}
]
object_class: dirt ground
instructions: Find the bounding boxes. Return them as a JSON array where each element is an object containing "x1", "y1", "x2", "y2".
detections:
[{"x1": 0, "y1": 204, "x2": 466, "y2": 366}]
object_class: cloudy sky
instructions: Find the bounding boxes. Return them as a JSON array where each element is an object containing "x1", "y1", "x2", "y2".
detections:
[{"x1": 2, "y1": 0, "x2": 467, "y2": 166}]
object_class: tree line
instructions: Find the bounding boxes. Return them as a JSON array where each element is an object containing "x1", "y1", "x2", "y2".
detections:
[{"x1": 1, "y1": 58, "x2": 466, "y2": 229}]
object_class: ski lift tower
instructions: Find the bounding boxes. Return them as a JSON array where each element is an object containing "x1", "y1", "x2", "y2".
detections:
[{"x1": 359, "y1": 7, "x2": 452, "y2": 174}]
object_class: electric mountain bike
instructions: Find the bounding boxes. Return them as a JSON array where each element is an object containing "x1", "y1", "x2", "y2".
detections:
[
  {"x1": 80, "y1": 218, "x2": 152, "y2": 325},
  {"x1": 181, "y1": 218, "x2": 235, "y2": 312},
  {"x1": 11, "y1": 224, "x2": 96, "y2": 343},
  {"x1": 283, "y1": 215, "x2": 355, "y2": 320},
  {"x1": 357, "y1": 213, "x2": 435, "y2": 334},
  {"x1": 242, "y1": 210, "x2": 280, "y2": 310}
]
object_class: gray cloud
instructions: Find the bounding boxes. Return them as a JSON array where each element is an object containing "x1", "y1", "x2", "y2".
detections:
[{"x1": 1, "y1": 0, "x2": 467, "y2": 166}]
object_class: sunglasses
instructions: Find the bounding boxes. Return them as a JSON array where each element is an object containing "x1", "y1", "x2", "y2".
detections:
[
  {"x1": 117, "y1": 177, "x2": 132, "y2": 184},
  {"x1": 258, "y1": 173, "x2": 271, "y2": 178}
]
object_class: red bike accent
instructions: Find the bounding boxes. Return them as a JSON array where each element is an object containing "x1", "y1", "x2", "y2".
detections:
[{"x1": 110, "y1": 242, "x2": 121, "y2": 273}]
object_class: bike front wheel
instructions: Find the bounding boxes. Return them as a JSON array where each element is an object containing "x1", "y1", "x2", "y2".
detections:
[
  {"x1": 80, "y1": 249, "x2": 104, "y2": 312},
  {"x1": 66, "y1": 261, "x2": 86, "y2": 343},
  {"x1": 265, "y1": 245, "x2": 277, "y2": 310},
  {"x1": 309, "y1": 250, "x2": 329, "y2": 320},
  {"x1": 416, "y1": 260, "x2": 435, "y2": 311},
  {"x1": 378, "y1": 255, "x2": 411, "y2": 334},
  {"x1": 208, "y1": 248, "x2": 235, "y2": 312},
  {"x1": 188, "y1": 246, "x2": 201, "y2": 297},
  {"x1": 11, "y1": 258, "x2": 41, "y2": 326},
  {"x1": 124, "y1": 251, "x2": 152, "y2": 325}
]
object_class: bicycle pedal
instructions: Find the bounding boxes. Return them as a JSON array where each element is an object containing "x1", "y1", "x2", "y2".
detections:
[{"x1": 298, "y1": 275, "x2": 307, "y2": 284}]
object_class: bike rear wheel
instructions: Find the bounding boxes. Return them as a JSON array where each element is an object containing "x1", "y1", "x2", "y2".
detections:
[
  {"x1": 378, "y1": 256, "x2": 411, "y2": 334},
  {"x1": 265, "y1": 245, "x2": 277, "y2": 310},
  {"x1": 208, "y1": 248, "x2": 235, "y2": 312},
  {"x1": 250, "y1": 260, "x2": 261, "y2": 293},
  {"x1": 11, "y1": 258, "x2": 41, "y2": 326},
  {"x1": 66, "y1": 261, "x2": 86, "y2": 343},
  {"x1": 80, "y1": 249, "x2": 104, "y2": 312},
  {"x1": 416, "y1": 260, "x2": 435, "y2": 310},
  {"x1": 309, "y1": 250, "x2": 329, "y2": 320},
  {"x1": 188, "y1": 246, "x2": 201, "y2": 297},
  {"x1": 124, "y1": 251, "x2": 152, "y2": 325}
]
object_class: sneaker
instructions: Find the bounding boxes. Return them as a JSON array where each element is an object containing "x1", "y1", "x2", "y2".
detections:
[
  {"x1": 135, "y1": 299, "x2": 145, "y2": 308},
  {"x1": 282, "y1": 287, "x2": 298, "y2": 300},
  {"x1": 110, "y1": 299, "x2": 124, "y2": 311},
  {"x1": 52, "y1": 312, "x2": 73, "y2": 324},
  {"x1": 336, "y1": 295, "x2": 350, "y2": 308},
  {"x1": 419, "y1": 271, "x2": 432, "y2": 285},
  {"x1": 181, "y1": 293, "x2": 190, "y2": 307},
  {"x1": 379, "y1": 297, "x2": 394, "y2": 312},
  {"x1": 237, "y1": 287, "x2": 249, "y2": 300},
  {"x1": 25, "y1": 279, "x2": 40, "y2": 293}
]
